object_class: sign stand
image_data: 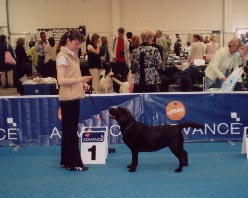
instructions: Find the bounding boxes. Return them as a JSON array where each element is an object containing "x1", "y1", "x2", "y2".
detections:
[
  {"x1": 80, "y1": 126, "x2": 108, "y2": 164},
  {"x1": 241, "y1": 127, "x2": 248, "y2": 159}
]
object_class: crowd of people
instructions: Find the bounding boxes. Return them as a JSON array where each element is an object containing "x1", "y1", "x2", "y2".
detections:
[
  {"x1": 0, "y1": 31, "x2": 58, "y2": 91},
  {"x1": 0, "y1": 28, "x2": 247, "y2": 93}
]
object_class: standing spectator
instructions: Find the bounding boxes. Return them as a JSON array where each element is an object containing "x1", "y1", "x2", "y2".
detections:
[
  {"x1": 184, "y1": 42, "x2": 191, "y2": 54},
  {"x1": 0, "y1": 35, "x2": 16, "y2": 88},
  {"x1": 126, "y1": 31, "x2": 133, "y2": 53},
  {"x1": 44, "y1": 37, "x2": 57, "y2": 64},
  {"x1": 203, "y1": 36, "x2": 210, "y2": 44},
  {"x1": 42, "y1": 37, "x2": 57, "y2": 78},
  {"x1": 240, "y1": 34, "x2": 247, "y2": 44},
  {"x1": 35, "y1": 32, "x2": 47, "y2": 73},
  {"x1": 204, "y1": 38, "x2": 242, "y2": 89},
  {"x1": 205, "y1": 34, "x2": 219, "y2": 63},
  {"x1": 100, "y1": 36, "x2": 111, "y2": 75},
  {"x1": 110, "y1": 27, "x2": 129, "y2": 92},
  {"x1": 15, "y1": 38, "x2": 32, "y2": 92},
  {"x1": 129, "y1": 35, "x2": 140, "y2": 55},
  {"x1": 165, "y1": 34, "x2": 172, "y2": 59},
  {"x1": 152, "y1": 37, "x2": 164, "y2": 62},
  {"x1": 188, "y1": 34, "x2": 205, "y2": 64},
  {"x1": 87, "y1": 33, "x2": 102, "y2": 94},
  {"x1": 156, "y1": 30, "x2": 168, "y2": 62},
  {"x1": 29, "y1": 37, "x2": 35, "y2": 49},
  {"x1": 175, "y1": 33, "x2": 180, "y2": 40},
  {"x1": 130, "y1": 28, "x2": 163, "y2": 93},
  {"x1": 27, "y1": 45, "x2": 38, "y2": 73},
  {"x1": 56, "y1": 29, "x2": 91, "y2": 171},
  {"x1": 174, "y1": 38, "x2": 182, "y2": 57}
]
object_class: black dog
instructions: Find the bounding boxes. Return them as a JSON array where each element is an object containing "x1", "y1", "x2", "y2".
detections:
[{"x1": 109, "y1": 107, "x2": 203, "y2": 173}]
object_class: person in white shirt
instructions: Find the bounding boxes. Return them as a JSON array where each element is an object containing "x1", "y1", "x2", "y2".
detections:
[{"x1": 204, "y1": 38, "x2": 242, "y2": 89}]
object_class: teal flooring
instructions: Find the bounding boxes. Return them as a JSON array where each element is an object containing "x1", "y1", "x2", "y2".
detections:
[{"x1": 0, "y1": 142, "x2": 247, "y2": 198}]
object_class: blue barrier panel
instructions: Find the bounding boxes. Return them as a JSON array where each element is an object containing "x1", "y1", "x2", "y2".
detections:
[{"x1": 0, "y1": 93, "x2": 248, "y2": 146}]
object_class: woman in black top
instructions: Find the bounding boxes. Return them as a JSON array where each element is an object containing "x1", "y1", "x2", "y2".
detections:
[{"x1": 87, "y1": 33, "x2": 101, "y2": 94}]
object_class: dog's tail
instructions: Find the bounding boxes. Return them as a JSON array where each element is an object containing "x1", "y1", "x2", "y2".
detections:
[{"x1": 178, "y1": 122, "x2": 204, "y2": 130}]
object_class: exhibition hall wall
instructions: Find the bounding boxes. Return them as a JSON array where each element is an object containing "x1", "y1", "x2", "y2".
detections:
[{"x1": 0, "y1": 0, "x2": 248, "y2": 46}]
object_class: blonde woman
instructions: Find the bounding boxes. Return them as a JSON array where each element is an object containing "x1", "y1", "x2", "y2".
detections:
[
  {"x1": 130, "y1": 28, "x2": 163, "y2": 93},
  {"x1": 205, "y1": 34, "x2": 219, "y2": 63}
]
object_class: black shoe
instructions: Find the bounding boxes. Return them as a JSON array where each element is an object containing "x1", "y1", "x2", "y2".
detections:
[{"x1": 67, "y1": 166, "x2": 88, "y2": 171}]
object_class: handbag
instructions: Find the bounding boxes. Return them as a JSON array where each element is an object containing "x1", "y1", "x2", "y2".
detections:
[
  {"x1": 5, "y1": 43, "x2": 16, "y2": 65},
  {"x1": 221, "y1": 67, "x2": 244, "y2": 92}
]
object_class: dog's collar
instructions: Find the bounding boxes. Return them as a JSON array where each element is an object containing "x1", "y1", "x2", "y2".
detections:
[{"x1": 123, "y1": 120, "x2": 136, "y2": 133}]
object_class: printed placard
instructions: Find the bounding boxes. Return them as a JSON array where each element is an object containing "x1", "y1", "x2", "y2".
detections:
[{"x1": 80, "y1": 127, "x2": 108, "y2": 164}]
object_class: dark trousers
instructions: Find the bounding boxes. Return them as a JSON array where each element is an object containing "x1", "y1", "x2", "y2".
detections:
[
  {"x1": 60, "y1": 99, "x2": 83, "y2": 167},
  {"x1": 37, "y1": 55, "x2": 45, "y2": 74},
  {"x1": 41, "y1": 60, "x2": 57, "y2": 78},
  {"x1": 111, "y1": 62, "x2": 129, "y2": 92}
]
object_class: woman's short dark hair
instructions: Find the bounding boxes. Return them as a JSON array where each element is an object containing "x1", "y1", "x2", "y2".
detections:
[
  {"x1": 48, "y1": 37, "x2": 55, "y2": 47},
  {"x1": 126, "y1": 32, "x2": 133, "y2": 39},
  {"x1": 118, "y1": 27, "x2": 125, "y2": 34},
  {"x1": 193, "y1": 34, "x2": 201, "y2": 41}
]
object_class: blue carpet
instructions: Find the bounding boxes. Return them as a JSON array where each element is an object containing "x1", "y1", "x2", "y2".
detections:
[{"x1": 0, "y1": 142, "x2": 247, "y2": 198}]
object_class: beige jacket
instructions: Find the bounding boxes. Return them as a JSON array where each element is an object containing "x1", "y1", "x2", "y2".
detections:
[
  {"x1": 188, "y1": 41, "x2": 205, "y2": 64},
  {"x1": 56, "y1": 47, "x2": 84, "y2": 101}
]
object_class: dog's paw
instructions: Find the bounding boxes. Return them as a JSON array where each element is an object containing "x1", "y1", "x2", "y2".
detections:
[
  {"x1": 175, "y1": 168, "x2": 182, "y2": 173},
  {"x1": 128, "y1": 168, "x2": 136, "y2": 172},
  {"x1": 127, "y1": 164, "x2": 136, "y2": 172}
]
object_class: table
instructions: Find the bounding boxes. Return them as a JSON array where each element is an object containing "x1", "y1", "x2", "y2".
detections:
[{"x1": 20, "y1": 83, "x2": 58, "y2": 95}]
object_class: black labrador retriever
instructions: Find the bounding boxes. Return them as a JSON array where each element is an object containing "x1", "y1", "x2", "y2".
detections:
[{"x1": 109, "y1": 107, "x2": 204, "y2": 173}]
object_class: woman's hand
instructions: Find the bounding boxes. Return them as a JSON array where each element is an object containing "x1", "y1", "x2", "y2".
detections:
[
  {"x1": 97, "y1": 38, "x2": 101, "y2": 48},
  {"x1": 222, "y1": 76, "x2": 227, "y2": 81},
  {"x1": 81, "y1": 76, "x2": 92, "y2": 83},
  {"x1": 83, "y1": 83, "x2": 90, "y2": 90}
]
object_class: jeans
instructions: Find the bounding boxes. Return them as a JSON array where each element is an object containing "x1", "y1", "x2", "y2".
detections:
[{"x1": 204, "y1": 76, "x2": 224, "y2": 90}]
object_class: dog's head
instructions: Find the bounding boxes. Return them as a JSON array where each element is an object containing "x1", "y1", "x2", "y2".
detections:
[{"x1": 109, "y1": 107, "x2": 133, "y2": 123}]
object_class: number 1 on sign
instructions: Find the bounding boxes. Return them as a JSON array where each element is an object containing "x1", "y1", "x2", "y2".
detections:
[{"x1": 88, "y1": 145, "x2": 96, "y2": 160}]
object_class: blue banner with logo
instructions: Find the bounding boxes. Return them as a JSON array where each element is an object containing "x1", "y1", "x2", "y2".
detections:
[{"x1": 0, "y1": 93, "x2": 248, "y2": 146}]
